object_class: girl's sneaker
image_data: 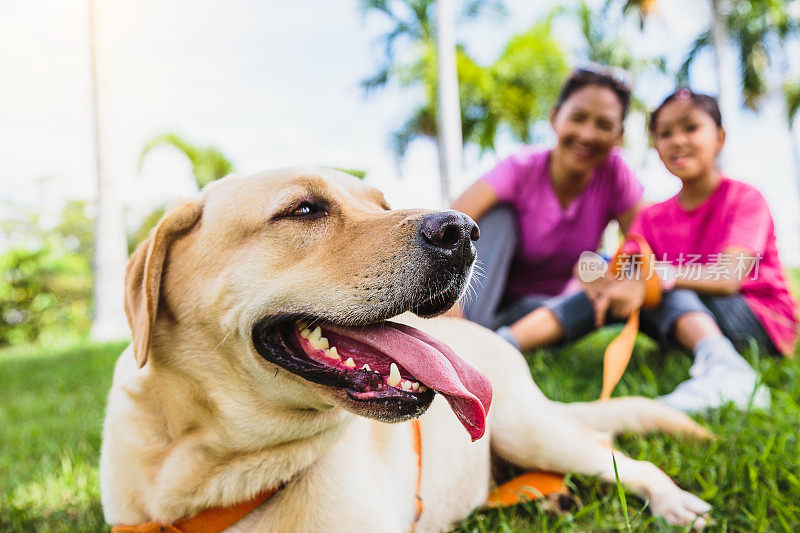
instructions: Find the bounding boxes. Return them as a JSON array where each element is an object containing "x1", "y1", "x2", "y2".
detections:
[{"x1": 658, "y1": 349, "x2": 770, "y2": 413}]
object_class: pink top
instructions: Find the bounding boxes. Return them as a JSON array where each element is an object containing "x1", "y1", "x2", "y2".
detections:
[
  {"x1": 630, "y1": 177, "x2": 799, "y2": 355},
  {"x1": 481, "y1": 147, "x2": 643, "y2": 299}
]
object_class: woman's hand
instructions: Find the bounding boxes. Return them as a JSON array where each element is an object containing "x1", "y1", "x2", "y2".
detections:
[
  {"x1": 580, "y1": 273, "x2": 611, "y2": 302},
  {"x1": 591, "y1": 278, "x2": 646, "y2": 327}
]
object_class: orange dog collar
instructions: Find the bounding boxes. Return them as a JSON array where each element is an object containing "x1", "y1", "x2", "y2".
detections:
[
  {"x1": 112, "y1": 420, "x2": 425, "y2": 533},
  {"x1": 111, "y1": 486, "x2": 281, "y2": 533}
]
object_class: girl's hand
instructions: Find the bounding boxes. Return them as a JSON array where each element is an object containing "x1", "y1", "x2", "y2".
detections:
[{"x1": 593, "y1": 278, "x2": 646, "y2": 327}]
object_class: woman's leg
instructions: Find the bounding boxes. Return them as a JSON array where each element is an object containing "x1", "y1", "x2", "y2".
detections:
[
  {"x1": 505, "y1": 291, "x2": 600, "y2": 352},
  {"x1": 459, "y1": 205, "x2": 517, "y2": 328}
]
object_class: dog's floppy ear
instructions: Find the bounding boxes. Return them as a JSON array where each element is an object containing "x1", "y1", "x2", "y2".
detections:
[{"x1": 125, "y1": 201, "x2": 203, "y2": 367}]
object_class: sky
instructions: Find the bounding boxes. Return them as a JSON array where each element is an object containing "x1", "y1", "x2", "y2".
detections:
[{"x1": 1, "y1": 0, "x2": 799, "y2": 264}]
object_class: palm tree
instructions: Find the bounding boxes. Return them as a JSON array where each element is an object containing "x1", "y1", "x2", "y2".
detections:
[
  {"x1": 573, "y1": 0, "x2": 664, "y2": 73},
  {"x1": 360, "y1": 0, "x2": 507, "y2": 201},
  {"x1": 675, "y1": 0, "x2": 797, "y2": 111},
  {"x1": 360, "y1": 0, "x2": 505, "y2": 94},
  {"x1": 362, "y1": 2, "x2": 568, "y2": 168},
  {"x1": 619, "y1": 0, "x2": 798, "y2": 113},
  {"x1": 459, "y1": 20, "x2": 569, "y2": 152}
]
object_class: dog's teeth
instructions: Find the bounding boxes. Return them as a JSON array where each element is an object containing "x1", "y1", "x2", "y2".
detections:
[
  {"x1": 300, "y1": 328, "x2": 311, "y2": 339},
  {"x1": 297, "y1": 321, "x2": 309, "y2": 331},
  {"x1": 401, "y1": 380, "x2": 412, "y2": 391},
  {"x1": 417, "y1": 385, "x2": 427, "y2": 393},
  {"x1": 388, "y1": 363, "x2": 401, "y2": 387},
  {"x1": 411, "y1": 382, "x2": 419, "y2": 391},
  {"x1": 361, "y1": 364, "x2": 371, "y2": 371},
  {"x1": 325, "y1": 347, "x2": 340, "y2": 360},
  {"x1": 343, "y1": 357, "x2": 356, "y2": 369},
  {"x1": 308, "y1": 330, "x2": 329, "y2": 350}
]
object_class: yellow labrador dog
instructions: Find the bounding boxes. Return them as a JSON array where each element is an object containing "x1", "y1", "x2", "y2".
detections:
[{"x1": 101, "y1": 167, "x2": 712, "y2": 531}]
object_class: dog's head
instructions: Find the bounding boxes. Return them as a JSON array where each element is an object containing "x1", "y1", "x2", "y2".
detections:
[{"x1": 125, "y1": 167, "x2": 491, "y2": 440}]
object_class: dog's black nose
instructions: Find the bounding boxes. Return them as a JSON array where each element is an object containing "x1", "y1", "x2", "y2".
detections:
[{"x1": 419, "y1": 211, "x2": 479, "y2": 262}]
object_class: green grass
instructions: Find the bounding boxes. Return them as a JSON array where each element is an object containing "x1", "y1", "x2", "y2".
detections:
[
  {"x1": 2, "y1": 333, "x2": 799, "y2": 531},
  {"x1": 454, "y1": 331, "x2": 800, "y2": 532},
  {"x1": 0, "y1": 341, "x2": 127, "y2": 532}
]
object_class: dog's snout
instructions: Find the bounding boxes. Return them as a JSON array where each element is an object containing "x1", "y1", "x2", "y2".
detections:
[{"x1": 419, "y1": 211, "x2": 479, "y2": 261}]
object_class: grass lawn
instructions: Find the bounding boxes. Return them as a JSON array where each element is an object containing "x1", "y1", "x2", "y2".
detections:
[{"x1": 2, "y1": 332, "x2": 799, "y2": 532}]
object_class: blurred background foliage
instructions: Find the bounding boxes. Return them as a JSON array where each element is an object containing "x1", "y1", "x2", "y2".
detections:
[
  {"x1": 4, "y1": 0, "x2": 800, "y2": 347},
  {"x1": 0, "y1": 200, "x2": 94, "y2": 346}
]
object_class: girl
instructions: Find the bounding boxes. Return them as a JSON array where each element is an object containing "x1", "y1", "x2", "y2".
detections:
[{"x1": 506, "y1": 89, "x2": 799, "y2": 413}]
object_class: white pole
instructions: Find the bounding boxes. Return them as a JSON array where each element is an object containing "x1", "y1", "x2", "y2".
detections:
[
  {"x1": 709, "y1": 0, "x2": 731, "y2": 169},
  {"x1": 435, "y1": 0, "x2": 463, "y2": 205},
  {"x1": 89, "y1": 0, "x2": 130, "y2": 341}
]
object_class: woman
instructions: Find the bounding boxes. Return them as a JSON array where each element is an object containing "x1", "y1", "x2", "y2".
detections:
[{"x1": 452, "y1": 65, "x2": 645, "y2": 341}]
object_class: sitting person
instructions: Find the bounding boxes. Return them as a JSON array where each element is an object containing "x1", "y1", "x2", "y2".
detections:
[
  {"x1": 451, "y1": 65, "x2": 645, "y2": 334},
  {"x1": 500, "y1": 89, "x2": 799, "y2": 413}
]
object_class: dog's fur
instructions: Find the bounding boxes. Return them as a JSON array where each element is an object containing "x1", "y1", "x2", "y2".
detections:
[{"x1": 101, "y1": 167, "x2": 712, "y2": 531}]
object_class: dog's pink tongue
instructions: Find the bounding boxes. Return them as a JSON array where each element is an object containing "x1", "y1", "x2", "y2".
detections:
[{"x1": 327, "y1": 321, "x2": 492, "y2": 441}]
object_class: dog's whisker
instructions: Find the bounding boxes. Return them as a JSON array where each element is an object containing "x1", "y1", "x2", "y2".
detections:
[{"x1": 210, "y1": 330, "x2": 233, "y2": 355}]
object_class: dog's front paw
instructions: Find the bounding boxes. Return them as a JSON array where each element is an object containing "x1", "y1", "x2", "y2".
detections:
[{"x1": 649, "y1": 486, "x2": 712, "y2": 530}]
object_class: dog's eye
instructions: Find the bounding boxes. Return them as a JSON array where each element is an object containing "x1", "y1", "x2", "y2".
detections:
[{"x1": 291, "y1": 201, "x2": 324, "y2": 217}]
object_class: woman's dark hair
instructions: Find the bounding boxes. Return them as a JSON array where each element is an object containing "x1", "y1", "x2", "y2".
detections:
[
  {"x1": 649, "y1": 89, "x2": 722, "y2": 134},
  {"x1": 555, "y1": 64, "x2": 633, "y2": 121}
]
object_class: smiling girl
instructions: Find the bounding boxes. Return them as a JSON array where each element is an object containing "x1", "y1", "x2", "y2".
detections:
[{"x1": 628, "y1": 90, "x2": 798, "y2": 411}]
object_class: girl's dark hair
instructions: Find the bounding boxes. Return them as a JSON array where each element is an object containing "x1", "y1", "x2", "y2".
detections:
[
  {"x1": 555, "y1": 64, "x2": 633, "y2": 121},
  {"x1": 649, "y1": 89, "x2": 722, "y2": 133}
]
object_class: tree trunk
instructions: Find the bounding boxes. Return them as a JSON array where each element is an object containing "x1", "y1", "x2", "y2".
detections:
[
  {"x1": 435, "y1": 0, "x2": 462, "y2": 205},
  {"x1": 777, "y1": 45, "x2": 800, "y2": 242},
  {"x1": 788, "y1": 119, "x2": 800, "y2": 262},
  {"x1": 709, "y1": 0, "x2": 731, "y2": 168},
  {"x1": 791, "y1": 121, "x2": 800, "y2": 198},
  {"x1": 89, "y1": 0, "x2": 130, "y2": 341}
]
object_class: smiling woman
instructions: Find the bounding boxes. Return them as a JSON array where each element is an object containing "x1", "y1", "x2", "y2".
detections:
[{"x1": 450, "y1": 65, "x2": 646, "y2": 345}]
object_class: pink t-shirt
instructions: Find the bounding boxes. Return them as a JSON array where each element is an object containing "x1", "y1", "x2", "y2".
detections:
[
  {"x1": 630, "y1": 177, "x2": 799, "y2": 355},
  {"x1": 481, "y1": 147, "x2": 643, "y2": 299}
]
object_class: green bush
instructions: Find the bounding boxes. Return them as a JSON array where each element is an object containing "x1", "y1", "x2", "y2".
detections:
[{"x1": 0, "y1": 201, "x2": 94, "y2": 346}]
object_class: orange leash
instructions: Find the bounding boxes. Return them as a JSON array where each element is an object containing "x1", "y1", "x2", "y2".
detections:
[
  {"x1": 485, "y1": 471, "x2": 566, "y2": 507},
  {"x1": 483, "y1": 235, "x2": 664, "y2": 508},
  {"x1": 600, "y1": 234, "x2": 662, "y2": 400},
  {"x1": 409, "y1": 419, "x2": 424, "y2": 531}
]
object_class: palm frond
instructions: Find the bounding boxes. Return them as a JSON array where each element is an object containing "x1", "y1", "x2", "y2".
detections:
[
  {"x1": 738, "y1": 39, "x2": 769, "y2": 110},
  {"x1": 783, "y1": 79, "x2": 800, "y2": 127},
  {"x1": 461, "y1": 0, "x2": 507, "y2": 19},
  {"x1": 391, "y1": 106, "x2": 436, "y2": 161},
  {"x1": 139, "y1": 133, "x2": 234, "y2": 190},
  {"x1": 358, "y1": 0, "x2": 397, "y2": 21},
  {"x1": 618, "y1": 0, "x2": 658, "y2": 29},
  {"x1": 677, "y1": 31, "x2": 710, "y2": 86},
  {"x1": 360, "y1": 65, "x2": 392, "y2": 94}
]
